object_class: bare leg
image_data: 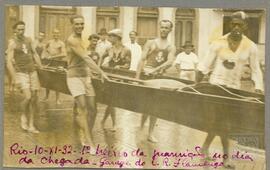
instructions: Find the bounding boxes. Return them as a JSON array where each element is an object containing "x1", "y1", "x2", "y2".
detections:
[
  {"x1": 220, "y1": 134, "x2": 234, "y2": 168},
  {"x1": 7, "y1": 71, "x2": 13, "y2": 93},
  {"x1": 148, "y1": 116, "x2": 158, "y2": 143},
  {"x1": 56, "y1": 91, "x2": 61, "y2": 104},
  {"x1": 43, "y1": 89, "x2": 50, "y2": 101},
  {"x1": 86, "y1": 96, "x2": 97, "y2": 131},
  {"x1": 103, "y1": 106, "x2": 117, "y2": 132},
  {"x1": 101, "y1": 105, "x2": 113, "y2": 129},
  {"x1": 28, "y1": 90, "x2": 39, "y2": 133},
  {"x1": 75, "y1": 95, "x2": 94, "y2": 146},
  {"x1": 201, "y1": 133, "x2": 216, "y2": 158},
  {"x1": 110, "y1": 107, "x2": 116, "y2": 131},
  {"x1": 140, "y1": 114, "x2": 148, "y2": 129},
  {"x1": 20, "y1": 89, "x2": 31, "y2": 130}
]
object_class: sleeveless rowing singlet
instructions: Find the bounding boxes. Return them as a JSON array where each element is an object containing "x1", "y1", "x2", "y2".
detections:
[
  {"x1": 106, "y1": 46, "x2": 131, "y2": 68},
  {"x1": 146, "y1": 40, "x2": 170, "y2": 68},
  {"x1": 13, "y1": 37, "x2": 35, "y2": 73}
]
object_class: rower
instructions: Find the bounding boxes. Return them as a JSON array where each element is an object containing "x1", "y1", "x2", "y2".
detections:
[
  {"x1": 196, "y1": 11, "x2": 264, "y2": 168},
  {"x1": 136, "y1": 20, "x2": 176, "y2": 143},
  {"x1": 33, "y1": 32, "x2": 46, "y2": 59},
  {"x1": 6, "y1": 21, "x2": 43, "y2": 133},
  {"x1": 66, "y1": 15, "x2": 109, "y2": 146},
  {"x1": 100, "y1": 29, "x2": 131, "y2": 131},
  {"x1": 42, "y1": 28, "x2": 66, "y2": 104}
]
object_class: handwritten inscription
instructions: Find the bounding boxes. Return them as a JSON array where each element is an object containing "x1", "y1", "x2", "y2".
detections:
[{"x1": 9, "y1": 143, "x2": 255, "y2": 168}]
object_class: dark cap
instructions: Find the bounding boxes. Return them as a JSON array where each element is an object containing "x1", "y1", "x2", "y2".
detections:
[
  {"x1": 182, "y1": 41, "x2": 194, "y2": 48},
  {"x1": 98, "y1": 28, "x2": 108, "y2": 35}
]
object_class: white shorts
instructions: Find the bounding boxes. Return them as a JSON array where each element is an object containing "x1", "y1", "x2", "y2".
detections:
[
  {"x1": 67, "y1": 77, "x2": 95, "y2": 97},
  {"x1": 15, "y1": 71, "x2": 40, "y2": 91}
]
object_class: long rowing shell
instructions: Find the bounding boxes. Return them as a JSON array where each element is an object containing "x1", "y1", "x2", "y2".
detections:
[{"x1": 37, "y1": 68, "x2": 265, "y2": 148}]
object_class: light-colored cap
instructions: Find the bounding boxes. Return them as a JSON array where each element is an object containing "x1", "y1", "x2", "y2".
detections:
[
  {"x1": 108, "y1": 29, "x2": 122, "y2": 38},
  {"x1": 231, "y1": 11, "x2": 248, "y2": 21}
]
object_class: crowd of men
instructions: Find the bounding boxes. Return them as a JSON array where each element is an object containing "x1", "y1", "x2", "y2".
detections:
[{"x1": 5, "y1": 10, "x2": 264, "y2": 167}]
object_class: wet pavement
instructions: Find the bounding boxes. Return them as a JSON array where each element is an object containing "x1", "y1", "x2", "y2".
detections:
[{"x1": 3, "y1": 85, "x2": 265, "y2": 169}]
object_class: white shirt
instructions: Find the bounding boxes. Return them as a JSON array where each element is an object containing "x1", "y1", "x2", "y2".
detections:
[
  {"x1": 96, "y1": 39, "x2": 112, "y2": 57},
  {"x1": 197, "y1": 34, "x2": 263, "y2": 91},
  {"x1": 174, "y1": 52, "x2": 199, "y2": 70},
  {"x1": 124, "y1": 42, "x2": 142, "y2": 71}
]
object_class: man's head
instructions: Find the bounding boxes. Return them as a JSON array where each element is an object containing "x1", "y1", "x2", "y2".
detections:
[
  {"x1": 70, "y1": 15, "x2": 84, "y2": 35},
  {"x1": 52, "y1": 28, "x2": 60, "y2": 40},
  {"x1": 229, "y1": 11, "x2": 248, "y2": 40},
  {"x1": 88, "y1": 34, "x2": 100, "y2": 46},
  {"x1": 182, "y1": 41, "x2": 194, "y2": 55},
  {"x1": 159, "y1": 20, "x2": 173, "y2": 39},
  {"x1": 98, "y1": 28, "x2": 108, "y2": 41},
  {"x1": 37, "y1": 32, "x2": 45, "y2": 41},
  {"x1": 13, "y1": 21, "x2": 25, "y2": 39},
  {"x1": 129, "y1": 31, "x2": 137, "y2": 43},
  {"x1": 108, "y1": 29, "x2": 122, "y2": 45}
]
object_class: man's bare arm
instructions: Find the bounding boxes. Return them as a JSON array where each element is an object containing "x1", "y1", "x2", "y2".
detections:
[
  {"x1": 99, "y1": 50, "x2": 109, "y2": 67},
  {"x1": 249, "y1": 44, "x2": 264, "y2": 92},
  {"x1": 135, "y1": 40, "x2": 152, "y2": 79},
  {"x1": 30, "y1": 39, "x2": 42, "y2": 67},
  {"x1": 67, "y1": 38, "x2": 108, "y2": 79},
  {"x1": 6, "y1": 41, "x2": 16, "y2": 81}
]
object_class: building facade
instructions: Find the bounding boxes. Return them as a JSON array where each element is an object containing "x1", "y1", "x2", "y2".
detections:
[{"x1": 5, "y1": 5, "x2": 266, "y2": 62}]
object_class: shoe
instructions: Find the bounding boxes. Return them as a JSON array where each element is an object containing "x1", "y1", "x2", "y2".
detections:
[
  {"x1": 147, "y1": 135, "x2": 158, "y2": 143},
  {"x1": 20, "y1": 115, "x2": 28, "y2": 131},
  {"x1": 28, "y1": 127, "x2": 40, "y2": 133},
  {"x1": 89, "y1": 144, "x2": 96, "y2": 155}
]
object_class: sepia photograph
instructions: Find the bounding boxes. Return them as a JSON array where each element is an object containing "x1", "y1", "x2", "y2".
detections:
[{"x1": 3, "y1": 3, "x2": 266, "y2": 170}]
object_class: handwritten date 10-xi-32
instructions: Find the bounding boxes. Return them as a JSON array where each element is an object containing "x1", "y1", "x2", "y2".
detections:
[{"x1": 9, "y1": 142, "x2": 254, "y2": 169}]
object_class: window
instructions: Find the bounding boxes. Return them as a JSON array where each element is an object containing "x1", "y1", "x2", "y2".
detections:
[
  {"x1": 222, "y1": 10, "x2": 264, "y2": 44},
  {"x1": 175, "y1": 8, "x2": 196, "y2": 53},
  {"x1": 39, "y1": 6, "x2": 76, "y2": 41},
  {"x1": 96, "y1": 7, "x2": 120, "y2": 33},
  {"x1": 137, "y1": 7, "x2": 159, "y2": 45}
]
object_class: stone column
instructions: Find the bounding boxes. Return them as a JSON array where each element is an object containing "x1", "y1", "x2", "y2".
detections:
[
  {"x1": 21, "y1": 5, "x2": 39, "y2": 39},
  {"x1": 120, "y1": 7, "x2": 136, "y2": 44}
]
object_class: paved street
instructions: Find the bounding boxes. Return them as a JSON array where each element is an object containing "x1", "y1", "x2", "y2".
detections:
[{"x1": 3, "y1": 84, "x2": 265, "y2": 170}]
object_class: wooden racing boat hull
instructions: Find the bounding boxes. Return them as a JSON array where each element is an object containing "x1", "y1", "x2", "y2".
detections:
[{"x1": 37, "y1": 68, "x2": 264, "y2": 142}]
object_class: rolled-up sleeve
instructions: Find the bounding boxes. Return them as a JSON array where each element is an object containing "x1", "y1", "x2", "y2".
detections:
[{"x1": 249, "y1": 43, "x2": 264, "y2": 91}]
